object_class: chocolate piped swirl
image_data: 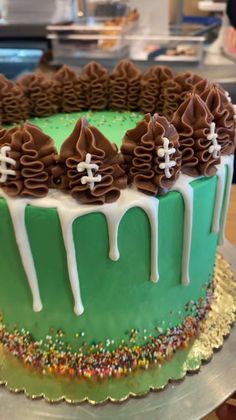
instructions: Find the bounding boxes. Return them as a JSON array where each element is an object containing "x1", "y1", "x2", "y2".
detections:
[
  {"x1": 80, "y1": 62, "x2": 109, "y2": 110},
  {"x1": 0, "y1": 75, "x2": 28, "y2": 124},
  {"x1": 0, "y1": 123, "x2": 56, "y2": 197},
  {"x1": 121, "y1": 114, "x2": 181, "y2": 196},
  {"x1": 162, "y1": 72, "x2": 209, "y2": 121},
  {"x1": 109, "y1": 60, "x2": 141, "y2": 111},
  {"x1": 171, "y1": 94, "x2": 220, "y2": 177},
  {"x1": 200, "y1": 85, "x2": 236, "y2": 155},
  {"x1": 139, "y1": 66, "x2": 173, "y2": 114},
  {"x1": 53, "y1": 65, "x2": 86, "y2": 112},
  {"x1": 59, "y1": 118, "x2": 127, "y2": 204},
  {"x1": 18, "y1": 73, "x2": 58, "y2": 117},
  {"x1": 175, "y1": 72, "x2": 209, "y2": 100}
]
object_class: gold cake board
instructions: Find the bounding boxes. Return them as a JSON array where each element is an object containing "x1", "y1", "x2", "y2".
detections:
[{"x1": 0, "y1": 242, "x2": 236, "y2": 416}]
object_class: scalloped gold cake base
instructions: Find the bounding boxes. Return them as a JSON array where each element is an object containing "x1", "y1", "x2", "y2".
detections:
[{"x1": 0, "y1": 254, "x2": 235, "y2": 405}]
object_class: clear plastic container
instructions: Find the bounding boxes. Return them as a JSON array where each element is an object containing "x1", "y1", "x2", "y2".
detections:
[
  {"x1": 47, "y1": 4, "x2": 139, "y2": 59},
  {"x1": 47, "y1": 23, "x2": 204, "y2": 64}
]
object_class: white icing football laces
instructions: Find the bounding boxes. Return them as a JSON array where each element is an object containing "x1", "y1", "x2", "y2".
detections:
[
  {"x1": 207, "y1": 122, "x2": 221, "y2": 159},
  {"x1": 157, "y1": 137, "x2": 176, "y2": 179},
  {"x1": 0, "y1": 145, "x2": 16, "y2": 183},
  {"x1": 77, "y1": 153, "x2": 102, "y2": 191}
]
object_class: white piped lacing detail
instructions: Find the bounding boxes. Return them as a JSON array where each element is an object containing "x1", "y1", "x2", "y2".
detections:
[
  {"x1": 77, "y1": 153, "x2": 102, "y2": 191},
  {"x1": 0, "y1": 145, "x2": 16, "y2": 183},
  {"x1": 207, "y1": 122, "x2": 221, "y2": 159},
  {"x1": 157, "y1": 137, "x2": 176, "y2": 179}
]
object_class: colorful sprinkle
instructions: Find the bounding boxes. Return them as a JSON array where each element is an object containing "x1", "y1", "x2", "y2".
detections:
[{"x1": 0, "y1": 282, "x2": 214, "y2": 381}]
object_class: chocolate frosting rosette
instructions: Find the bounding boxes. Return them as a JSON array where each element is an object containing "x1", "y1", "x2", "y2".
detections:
[
  {"x1": 0, "y1": 74, "x2": 28, "y2": 124},
  {"x1": 174, "y1": 72, "x2": 209, "y2": 100},
  {"x1": 109, "y1": 60, "x2": 141, "y2": 111},
  {"x1": 171, "y1": 93, "x2": 221, "y2": 177},
  {"x1": 58, "y1": 118, "x2": 127, "y2": 204},
  {"x1": 18, "y1": 72, "x2": 58, "y2": 117},
  {"x1": 162, "y1": 72, "x2": 209, "y2": 120},
  {"x1": 139, "y1": 65, "x2": 173, "y2": 114},
  {"x1": 53, "y1": 65, "x2": 86, "y2": 112},
  {"x1": 80, "y1": 62, "x2": 109, "y2": 110},
  {"x1": 200, "y1": 84, "x2": 236, "y2": 155},
  {"x1": 121, "y1": 113, "x2": 182, "y2": 196},
  {"x1": 0, "y1": 123, "x2": 56, "y2": 197}
]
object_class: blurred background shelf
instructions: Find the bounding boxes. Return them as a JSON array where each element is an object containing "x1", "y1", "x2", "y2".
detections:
[{"x1": 0, "y1": 0, "x2": 235, "y2": 99}]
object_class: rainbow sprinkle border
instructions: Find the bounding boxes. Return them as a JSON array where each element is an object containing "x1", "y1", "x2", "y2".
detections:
[{"x1": 0, "y1": 282, "x2": 214, "y2": 381}]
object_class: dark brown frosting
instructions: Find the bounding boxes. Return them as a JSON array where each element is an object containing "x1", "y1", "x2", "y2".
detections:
[
  {"x1": 161, "y1": 78, "x2": 182, "y2": 120},
  {"x1": 0, "y1": 74, "x2": 28, "y2": 124},
  {"x1": 80, "y1": 62, "x2": 109, "y2": 110},
  {"x1": 174, "y1": 72, "x2": 209, "y2": 100},
  {"x1": 200, "y1": 84, "x2": 236, "y2": 155},
  {"x1": 53, "y1": 65, "x2": 86, "y2": 112},
  {"x1": 109, "y1": 60, "x2": 141, "y2": 111},
  {"x1": 18, "y1": 72, "x2": 58, "y2": 117},
  {"x1": 139, "y1": 65, "x2": 173, "y2": 114},
  {"x1": 161, "y1": 72, "x2": 209, "y2": 120},
  {"x1": 50, "y1": 155, "x2": 69, "y2": 190},
  {"x1": 59, "y1": 118, "x2": 127, "y2": 204},
  {"x1": 171, "y1": 94, "x2": 220, "y2": 177},
  {"x1": 121, "y1": 113, "x2": 181, "y2": 196},
  {"x1": 0, "y1": 123, "x2": 56, "y2": 197}
]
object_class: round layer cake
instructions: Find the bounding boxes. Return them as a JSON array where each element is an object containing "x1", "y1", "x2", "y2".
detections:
[{"x1": 0, "y1": 61, "x2": 235, "y2": 384}]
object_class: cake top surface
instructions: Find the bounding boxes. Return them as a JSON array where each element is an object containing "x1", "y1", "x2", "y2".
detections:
[{"x1": 28, "y1": 111, "x2": 142, "y2": 151}]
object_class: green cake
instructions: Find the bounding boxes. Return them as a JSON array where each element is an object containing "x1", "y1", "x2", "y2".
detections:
[{"x1": 0, "y1": 61, "x2": 235, "y2": 395}]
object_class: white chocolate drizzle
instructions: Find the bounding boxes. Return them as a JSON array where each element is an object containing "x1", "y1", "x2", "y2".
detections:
[
  {"x1": 0, "y1": 153, "x2": 233, "y2": 314},
  {"x1": 171, "y1": 175, "x2": 194, "y2": 286},
  {"x1": 0, "y1": 188, "x2": 159, "y2": 315},
  {"x1": 6, "y1": 198, "x2": 43, "y2": 312},
  {"x1": 212, "y1": 154, "x2": 234, "y2": 244}
]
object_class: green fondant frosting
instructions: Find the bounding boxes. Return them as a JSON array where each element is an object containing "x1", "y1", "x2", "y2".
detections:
[
  {"x1": 28, "y1": 111, "x2": 143, "y2": 151},
  {"x1": 0, "y1": 174, "x2": 217, "y2": 347}
]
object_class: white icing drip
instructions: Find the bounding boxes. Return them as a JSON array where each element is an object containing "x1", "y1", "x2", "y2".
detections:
[
  {"x1": 0, "y1": 187, "x2": 159, "y2": 315},
  {"x1": 171, "y1": 175, "x2": 194, "y2": 286},
  {"x1": 211, "y1": 163, "x2": 225, "y2": 234},
  {"x1": 6, "y1": 198, "x2": 43, "y2": 312},
  {"x1": 212, "y1": 155, "x2": 234, "y2": 239},
  {"x1": 57, "y1": 208, "x2": 84, "y2": 316},
  {"x1": 217, "y1": 155, "x2": 234, "y2": 245},
  {"x1": 0, "y1": 146, "x2": 16, "y2": 183},
  {"x1": 101, "y1": 189, "x2": 159, "y2": 282},
  {"x1": 105, "y1": 211, "x2": 122, "y2": 261},
  {"x1": 140, "y1": 197, "x2": 159, "y2": 283},
  {"x1": 207, "y1": 122, "x2": 221, "y2": 159},
  {"x1": 157, "y1": 137, "x2": 176, "y2": 179},
  {"x1": 1, "y1": 152, "x2": 232, "y2": 315},
  {"x1": 77, "y1": 153, "x2": 102, "y2": 191}
]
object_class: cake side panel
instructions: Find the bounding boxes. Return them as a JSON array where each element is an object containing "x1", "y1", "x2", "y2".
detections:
[{"x1": 0, "y1": 177, "x2": 218, "y2": 348}]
